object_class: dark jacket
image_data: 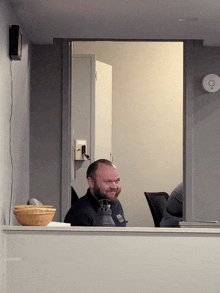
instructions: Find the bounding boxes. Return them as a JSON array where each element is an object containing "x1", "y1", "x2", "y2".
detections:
[
  {"x1": 160, "y1": 182, "x2": 183, "y2": 227},
  {"x1": 64, "y1": 189, "x2": 127, "y2": 227}
]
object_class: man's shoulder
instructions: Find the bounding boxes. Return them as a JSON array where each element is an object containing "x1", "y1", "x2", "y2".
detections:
[
  {"x1": 64, "y1": 192, "x2": 95, "y2": 225},
  {"x1": 71, "y1": 193, "x2": 93, "y2": 209},
  {"x1": 173, "y1": 182, "x2": 183, "y2": 202},
  {"x1": 112, "y1": 199, "x2": 122, "y2": 207},
  {"x1": 111, "y1": 199, "x2": 124, "y2": 212}
]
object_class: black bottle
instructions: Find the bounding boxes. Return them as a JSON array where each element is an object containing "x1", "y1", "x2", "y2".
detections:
[{"x1": 94, "y1": 199, "x2": 115, "y2": 226}]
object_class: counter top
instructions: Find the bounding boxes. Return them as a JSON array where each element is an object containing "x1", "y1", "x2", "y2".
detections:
[{"x1": 3, "y1": 225, "x2": 220, "y2": 236}]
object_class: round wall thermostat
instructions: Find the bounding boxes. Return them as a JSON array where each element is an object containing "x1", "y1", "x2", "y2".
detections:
[{"x1": 202, "y1": 74, "x2": 220, "y2": 93}]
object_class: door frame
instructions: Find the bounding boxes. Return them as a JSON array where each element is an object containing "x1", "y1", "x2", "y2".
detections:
[
  {"x1": 61, "y1": 39, "x2": 72, "y2": 221},
  {"x1": 61, "y1": 39, "x2": 186, "y2": 222}
]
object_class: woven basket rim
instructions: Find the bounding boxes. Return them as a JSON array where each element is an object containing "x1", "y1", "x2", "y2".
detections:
[
  {"x1": 14, "y1": 210, "x2": 56, "y2": 214},
  {"x1": 14, "y1": 205, "x2": 53, "y2": 209}
]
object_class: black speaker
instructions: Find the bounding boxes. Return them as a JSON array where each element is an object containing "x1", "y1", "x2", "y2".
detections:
[{"x1": 9, "y1": 25, "x2": 22, "y2": 60}]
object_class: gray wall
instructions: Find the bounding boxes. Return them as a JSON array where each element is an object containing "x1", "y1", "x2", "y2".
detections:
[
  {"x1": 30, "y1": 40, "x2": 63, "y2": 221},
  {"x1": 0, "y1": 0, "x2": 31, "y2": 291},
  {"x1": 185, "y1": 41, "x2": 220, "y2": 223},
  {"x1": 30, "y1": 40, "x2": 220, "y2": 226}
]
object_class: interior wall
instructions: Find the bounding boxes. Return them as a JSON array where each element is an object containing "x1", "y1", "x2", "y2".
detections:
[
  {"x1": 30, "y1": 40, "x2": 62, "y2": 221},
  {"x1": 73, "y1": 41, "x2": 183, "y2": 227},
  {"x1": 0, "y1": 0, "x2": 31, "y2": 291}
]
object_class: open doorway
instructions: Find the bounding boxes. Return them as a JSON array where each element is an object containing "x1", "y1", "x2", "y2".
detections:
[{"x1": 71, "y1": 41, "x2": 183, "y2": 227}]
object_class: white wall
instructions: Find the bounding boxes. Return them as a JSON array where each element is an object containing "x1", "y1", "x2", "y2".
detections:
[
  {"x1": 73, "y1": 42, "x2": 183, "y2": 227},
  {"x1": 0, "y1": 0, "x2": 31, "y2": 291}
]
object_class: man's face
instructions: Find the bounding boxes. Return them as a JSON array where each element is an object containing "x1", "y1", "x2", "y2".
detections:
[{"x1": 88, "y1": 163, "x2": 121, "y2": 202}]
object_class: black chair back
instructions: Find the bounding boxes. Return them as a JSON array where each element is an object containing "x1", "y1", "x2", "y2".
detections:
[{"x1": 144, "y1": 192, "x2": 169, "y2": 227}]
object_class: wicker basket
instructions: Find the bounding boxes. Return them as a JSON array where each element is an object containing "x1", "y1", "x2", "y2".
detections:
[{"x1": 14, "y1": 206, "x2": 56, "y2": 226}]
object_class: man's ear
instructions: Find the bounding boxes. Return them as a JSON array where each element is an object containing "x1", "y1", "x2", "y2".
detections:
[{"x1": 87, "y1": 177, "x2": 94, "y2": 189}]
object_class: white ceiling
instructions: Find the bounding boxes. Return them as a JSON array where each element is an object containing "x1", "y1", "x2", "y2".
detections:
[{"x1": 9, "y1": 0, "x2": 220, "y2": 45}]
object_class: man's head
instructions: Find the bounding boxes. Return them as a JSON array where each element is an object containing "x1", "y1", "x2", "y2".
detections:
[{"x1": 87, "y1": 159, "x2": 121, "y2": 202}]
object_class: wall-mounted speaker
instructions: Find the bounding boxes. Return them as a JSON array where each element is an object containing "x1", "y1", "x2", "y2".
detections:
[{"x1": 9, "y1": 25, "x2": 22, "y2": 60}]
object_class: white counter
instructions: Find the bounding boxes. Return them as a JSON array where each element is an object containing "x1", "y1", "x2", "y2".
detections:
[
  {"x1": 4, "y1": 225, "x2": 220, "y2": 234},
  {"x1": 3, "y1": 226, "x2": 220, "y2": 293}
]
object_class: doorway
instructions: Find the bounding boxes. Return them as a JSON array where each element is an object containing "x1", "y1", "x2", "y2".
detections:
[{"x1": 70, "y1": 41, "x2": 183, "y2": 227}]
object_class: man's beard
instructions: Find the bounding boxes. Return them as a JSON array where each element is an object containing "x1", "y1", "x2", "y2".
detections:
[{"x1": 93, "y1": 181, "x2": 120, "y2": 202}]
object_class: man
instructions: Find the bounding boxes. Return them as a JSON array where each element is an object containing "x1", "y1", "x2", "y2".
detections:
[
  {"x1": 64, "y1": 159, "x2": 127, "y2": 226},
  {"x1": 160, "y1": 182, "x2": 183, "y2": 227}
]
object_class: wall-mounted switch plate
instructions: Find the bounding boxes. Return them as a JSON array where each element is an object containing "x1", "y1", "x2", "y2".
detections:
[{"x1": 74, "y1": 139, "x2": 87, "y2": 160}]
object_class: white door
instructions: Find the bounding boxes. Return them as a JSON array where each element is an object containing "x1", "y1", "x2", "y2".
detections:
[
  {"x1": 94, "y1": 60, "x2": 112, "y2": 161},
  {"x1": 71, "y1": 55, "x2": 112, "y2": 185}
]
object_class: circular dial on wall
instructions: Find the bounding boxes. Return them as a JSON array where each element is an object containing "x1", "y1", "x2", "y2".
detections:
[{"x1": 202, "y1": 74, "x2": 220, "y2": 93}]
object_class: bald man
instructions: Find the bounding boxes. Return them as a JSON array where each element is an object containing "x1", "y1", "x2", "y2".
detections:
[{"x1": 64, "y1": 159, "x2": 127, "y2": 226}]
